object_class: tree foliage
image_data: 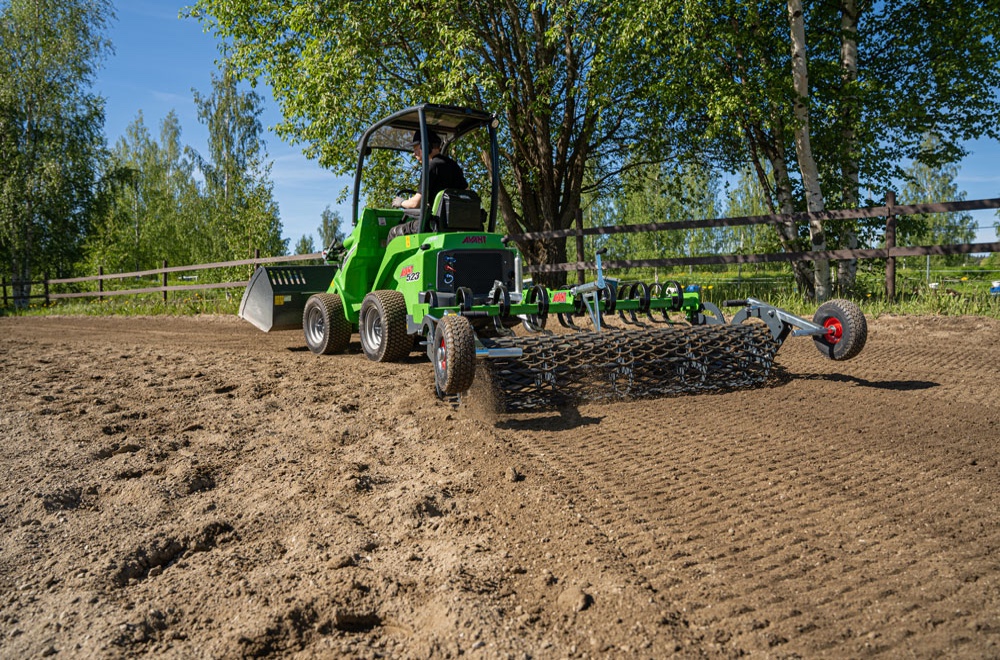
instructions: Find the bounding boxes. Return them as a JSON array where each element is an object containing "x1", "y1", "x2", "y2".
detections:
[
  {"x1": 642, "y1": 0, "x2": 1000, "y2": 298},
  {"x1": 187, "y1": 0, "x2": 687, "y2": 285},
  {"x1": 85, "y1": 111, "x2": 207, "y2": 274},
  {"x1": 0, "y1": 0, "x2": 113, "y2": 306},
  {"x1": 590, "y1": 161, "x2": 726, "y2": 280},
  {"x1": 899, "y1": 136, "x2": 978, "y2": 269},
  {"x1": 187, "y1": 0, "x2": 1000, "y2": 293},
  {"x1": 294, "y1": 234, "x2": 315, "y2": 255},
  {"x1": 84, "y1": 65, "x2": 287, "y2": 286},
  {"x1": 317, "y1": 205, "x2": 345, "y2": 251},
  {"x1": 189, "y1": 63, "x2": 286, "y2": 261}
]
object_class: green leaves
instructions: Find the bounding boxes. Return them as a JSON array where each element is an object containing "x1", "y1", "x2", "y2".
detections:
[{"x1": 0, "y1": 0, "x2": 113, "y2": 303}]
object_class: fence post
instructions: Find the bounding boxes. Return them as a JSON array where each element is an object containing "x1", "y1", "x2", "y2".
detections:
[
  {"x1": 162, "y1": 260, "x2": 168, "y2": 303},
  {"x1": 575, "y1": 209, "x2": 585, "y2": 285},
  {"x1": 44, "y1": 273, "x2": 50, "y2": 306},
  {"x1": 885, "y1": 190, "x2": 896, "y2": 300},
  {"x1": 98, "y1": 266, "x2": 104, "y2": 302},
  {"x1": 2, "y1": 277, "x2": 7, "y2": 307}
]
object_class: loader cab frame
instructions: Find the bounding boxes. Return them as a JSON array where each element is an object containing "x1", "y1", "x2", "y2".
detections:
[{"x1": 350, "y1": 104, "x2": 500, "y2": 233}]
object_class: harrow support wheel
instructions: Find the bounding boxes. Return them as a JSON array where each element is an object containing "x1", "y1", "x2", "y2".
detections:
[
  {"x1": 359, "y1": 290, "x2": 411, "y2": 362},
  {"x1": 433, "y1": 315, "x2": 477, "y2": 395},
  {"x1": 303, "y1": 293, "x2": 352, "y2": 355},
  {"x1": 812, "y1": 298, "x2": 867, "y2": 361}
]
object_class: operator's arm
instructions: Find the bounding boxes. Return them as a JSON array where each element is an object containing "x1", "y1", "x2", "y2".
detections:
[{"x1": 401, "y1": 193, "x2": 422, "y2": 209}]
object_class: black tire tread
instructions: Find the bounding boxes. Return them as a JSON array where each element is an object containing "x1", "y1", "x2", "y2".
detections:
[
  {"x1": 813, "y1": 298, "x2": 867, "y2": 361},
  {"x1": 303, "y1": 293, "x2": 351, "y2": 355},
  {"x1": 361, "y1": 290, "x2": 411, "y2": 362},
  {"x1": 435, "y1": 315, "x2": 477, "y2": 395}
]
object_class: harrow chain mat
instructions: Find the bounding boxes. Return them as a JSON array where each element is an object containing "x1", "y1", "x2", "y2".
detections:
[{"x1": 481, "y1": 324, "x2": 779, "y2": 411}]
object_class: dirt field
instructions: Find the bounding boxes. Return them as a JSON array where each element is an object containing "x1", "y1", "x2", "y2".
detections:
[{"x1": 1, "y1": 312, "x2": 998, "y2": 658}]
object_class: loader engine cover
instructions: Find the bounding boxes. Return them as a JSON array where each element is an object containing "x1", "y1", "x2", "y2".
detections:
[{"x1": 436, "y1": 249, "x2": 516, "y2": 296}]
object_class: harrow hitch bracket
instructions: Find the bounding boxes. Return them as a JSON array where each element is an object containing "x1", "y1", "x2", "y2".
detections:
[
  {"x1": 569, "y1": 248, "x2": 610, "y2": 331},
  {"x1": 727, "y1": 297, "x2": 828, "y2": 343}
]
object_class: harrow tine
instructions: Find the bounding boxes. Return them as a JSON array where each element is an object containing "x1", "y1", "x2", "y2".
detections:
[{"x1": 558, "y1": 312, "x2": 582, "y2": 331}]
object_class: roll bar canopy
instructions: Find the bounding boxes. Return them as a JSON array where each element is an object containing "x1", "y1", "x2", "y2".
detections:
[{"x1": 351, "y1": 104, "x2": 500, "y2": 233}]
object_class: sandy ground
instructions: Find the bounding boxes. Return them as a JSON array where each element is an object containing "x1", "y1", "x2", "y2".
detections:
[{"x1": 1, "y1": 312, "x2": 999, "y2": 658}]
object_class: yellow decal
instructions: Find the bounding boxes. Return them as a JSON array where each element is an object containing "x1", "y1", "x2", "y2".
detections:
[
  {"x1": 405, "y1": 236, "x2": 412, "y2": 248},
  {"x1": 274, "y1": 295, "x2": 285, "y2": 305}
]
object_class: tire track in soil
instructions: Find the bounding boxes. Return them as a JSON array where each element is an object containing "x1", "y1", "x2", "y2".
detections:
[{"x1": 492, "y1": 318, "x2": 1000, "y2": 657}]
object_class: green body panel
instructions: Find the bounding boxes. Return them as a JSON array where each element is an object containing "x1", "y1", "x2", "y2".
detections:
[
  {"x1": 323, "y1": 206, "x2": 704, "y2": 330},
  {"x1": 328, "y1": 206, "x2": 519, "y2": 325},
  {"x1": 328, "y1": 207, "x2": 404, "y2": 323}
]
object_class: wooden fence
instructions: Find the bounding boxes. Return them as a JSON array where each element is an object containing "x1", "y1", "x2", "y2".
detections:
[
  {"x1": 0, "y1": 251, "x2": 323, "y2": 307},
  {"x1": 507, "y1": 192, "x2": 1000, "y2": 298},
  {"x1": 3, "y1": 193, "x2": 999, "y2": 306}
]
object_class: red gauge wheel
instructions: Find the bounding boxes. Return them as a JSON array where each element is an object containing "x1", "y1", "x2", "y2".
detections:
[{"x1": 812, "y1": 299, "x2": 867, "y2": 360}]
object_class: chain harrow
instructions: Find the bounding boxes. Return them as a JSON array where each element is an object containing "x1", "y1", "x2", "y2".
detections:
[{"x1": 480, "y1": 324, "x2": 780, "y2": 412}]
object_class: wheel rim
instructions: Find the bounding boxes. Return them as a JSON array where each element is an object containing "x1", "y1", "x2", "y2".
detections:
[
  {"x1": 823, "y1": 317, "x2": 843, "y2": 343},
  {"x1": 305, "y1": 305, "x2": 325, "y2": 347},
  {"x1": 437, "y1": 335, "x2": 447, "y2": 376},
  {"x1": 361, "y1": 307, "x2": 383, "y2": 352}
]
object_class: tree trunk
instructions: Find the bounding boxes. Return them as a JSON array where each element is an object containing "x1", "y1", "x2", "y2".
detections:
[
  {"x1": 12, "y1": 254, "x2": 32, "y2": 309},
  {"x1": 496, "y1": 112, "x2": 583, "y2": 289},
  {"x1": 517, "y1": 235, "x2": 569, "y2": 289},
  {"x1": 753, "y1": 121, "x2": 815, "y2": 299},
  {"x1": 837, "y1": 0, "x2": 861, "y2": 295},
  {"x1": 788, "y1": 0, "x2": 831, "y2": 301}
]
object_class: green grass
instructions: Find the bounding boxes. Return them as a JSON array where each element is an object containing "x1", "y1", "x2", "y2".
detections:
[
  {"x1": 3, "y1": 269, "x2": 999, "y2": 320},
  {"x1": 1, "y1": 291, "x2": 240, "y2": 318}
]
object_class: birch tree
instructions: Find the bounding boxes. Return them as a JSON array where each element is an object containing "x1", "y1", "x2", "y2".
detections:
[
  {"x1": 0, "y1": 0, "x2": 112, "y2": 306},
  {"x1": 654, "y1": 0, "x2": 1000, "y2": 300},
  {"x1": 788, "y1": 0, "x2": 830, "y2": 300},
  {"x1": 189, "y1": 64, "x2": 286, "y2": 261}
]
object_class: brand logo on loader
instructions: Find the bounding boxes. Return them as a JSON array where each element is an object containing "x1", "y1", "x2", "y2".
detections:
[
  {"x1": 399, "y1": 265, "x2": 420, "y2": 282},
  {"x1": 552, "y1": 292, "x2": 567, "y2": 303},
  {"x1": 462, "y1": 236, "x2": 487, "y2": 244}
]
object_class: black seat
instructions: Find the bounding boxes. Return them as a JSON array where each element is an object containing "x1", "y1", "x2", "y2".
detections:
[{"x1": 433, "y1": 189, "x2": 484, "y2": 232}]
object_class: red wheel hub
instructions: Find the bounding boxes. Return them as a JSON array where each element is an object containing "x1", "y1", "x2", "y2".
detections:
[
  {"x1": 438, "y1": 336, "x2": 447, "y2": 371},
  {"x1": 823, "y1": 317, "x2": 843, "y2": 343}
]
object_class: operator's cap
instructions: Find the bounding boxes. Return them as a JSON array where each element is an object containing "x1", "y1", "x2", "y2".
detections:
[{"x1": 408, "y1": 130, "x2": 442, "y2": 147}]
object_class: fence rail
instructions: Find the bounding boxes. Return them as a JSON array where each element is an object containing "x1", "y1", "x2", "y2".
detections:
[
  {"x1": 2, "y1": 194, "x2": 998, "y2": 307},
  {"x1": 508, "y1": 193, "x2": 1000, "y2": 298},
  {"x1": 1, "y1": 251, "x2": 324, "y2": 307}
]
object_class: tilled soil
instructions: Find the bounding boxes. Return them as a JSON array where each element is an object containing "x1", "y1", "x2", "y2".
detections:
[{"x1": 0, "y1": 313, "x2": 998, "y2": 658}]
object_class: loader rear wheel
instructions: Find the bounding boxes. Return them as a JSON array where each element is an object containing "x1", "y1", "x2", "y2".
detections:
[
  {"x1": 359, "y1": 290, "x2": 410, "y2": 362},
  {"x1": 303, "y1": 294, "x2": 352, "y2": 355},
  {"x1": 433, "y1": 315, "x2": 476, "y2": 395},
  {"x1": 812, "y1": 298, "x2": 867, "y2": 361}
]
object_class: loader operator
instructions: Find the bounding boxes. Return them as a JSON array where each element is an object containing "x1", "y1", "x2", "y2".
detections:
[{"x1": 388, "y1": 130, "x2": 467, "y2": 240}]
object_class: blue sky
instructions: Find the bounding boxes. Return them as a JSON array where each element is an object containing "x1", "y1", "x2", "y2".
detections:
[
  {"x1": 98, "y1": 2, "x2": 1000, "y2": 249},
  {"x1": 99, "y1": 1, "x2": 353, "y2": 249}
]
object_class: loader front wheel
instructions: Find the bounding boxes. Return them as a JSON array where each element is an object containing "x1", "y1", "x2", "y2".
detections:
[
  {"x1": 303, "y1": 294, "x2": 352, "y2": 355},
  {"x1": 359, "y1": 290, "x2": 410, "y2": 362},
  {"x1": 812, "y1": 298, "x2": 867, "y2": 361},
  {"x1": 433, "y1": 315, "x2": 476, "y2": 395}
]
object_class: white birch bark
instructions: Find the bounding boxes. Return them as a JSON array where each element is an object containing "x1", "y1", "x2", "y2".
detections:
[{"x1": 788, "y1": 0, "x2": 831, "y2": 301}]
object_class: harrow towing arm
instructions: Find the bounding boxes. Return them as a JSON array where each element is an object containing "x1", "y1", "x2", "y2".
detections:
[{"x1": 725, "y1": 297, "x2": 868, "y2": 361}]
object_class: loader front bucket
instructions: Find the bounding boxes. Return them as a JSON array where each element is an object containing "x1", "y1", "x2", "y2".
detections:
[{"x1": 238, "y1": 265, "x2": 339, "y2": 332}]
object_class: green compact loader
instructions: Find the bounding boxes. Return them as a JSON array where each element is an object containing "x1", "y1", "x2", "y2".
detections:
[{"x1": 239, "y1": 104, "x2": 867, "y2": 410}]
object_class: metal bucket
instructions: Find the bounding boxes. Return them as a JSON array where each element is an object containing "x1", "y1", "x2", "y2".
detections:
[{"x1": 238, "y1": 265, "x2": 339, "y2": 331}]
